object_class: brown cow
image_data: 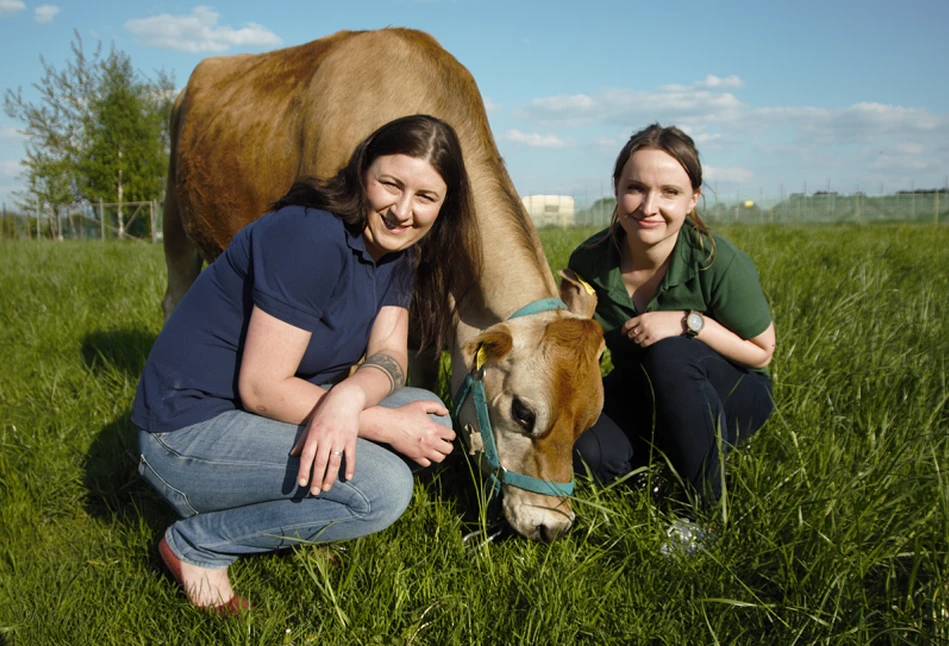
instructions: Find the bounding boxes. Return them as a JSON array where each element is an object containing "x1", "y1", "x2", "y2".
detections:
[{"x1": 160, "y1": 28, "x2": 604, "y2": 542}]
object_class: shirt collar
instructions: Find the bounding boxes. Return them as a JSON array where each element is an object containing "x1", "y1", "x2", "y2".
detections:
[
  {"x1": 588, "y1": 222, "x2": 705, "y2": 303},
  {"x1": 345, "y1": 223, "x2": 407, "y2": 267}
]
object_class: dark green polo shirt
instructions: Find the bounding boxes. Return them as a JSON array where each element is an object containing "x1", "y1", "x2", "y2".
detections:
[{"x1": 567, "y1": 222, "x2": 772, "y2": 372}]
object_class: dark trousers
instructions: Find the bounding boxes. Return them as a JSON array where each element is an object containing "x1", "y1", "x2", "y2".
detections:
[{"x1": 573, "y1": 336, "x2": 774, "y2": 503}]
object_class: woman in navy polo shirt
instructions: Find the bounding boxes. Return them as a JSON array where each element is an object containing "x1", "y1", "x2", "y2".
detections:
[
  {"x1": 132, "y1": 115, "x2": 481, "y2": 612},
  {"x1": 568, "y1": 124, "x2": 776, "y2": 534}
]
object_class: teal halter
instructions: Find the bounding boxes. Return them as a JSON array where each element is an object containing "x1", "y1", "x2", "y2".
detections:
[{"x1": 452, "y1": 298, "x2": 575, "y2": 502}]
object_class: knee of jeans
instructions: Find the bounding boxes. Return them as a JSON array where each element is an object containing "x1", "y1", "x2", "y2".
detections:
[
  {"x1": 574, "y1": 431, "x2": 632, "y2": 484},
  {"x1": 370, "y1": 458, "x2": 415, "y2": 529},
  {"x1": 396, "y1": 387, "x2": 452, "y2": 428},
  {"x1": 573, "y1": 431, "x2": 602, "y2": 476},
  {"x1": 642, "y1": 337, "x2": 703, "y2": 384}
]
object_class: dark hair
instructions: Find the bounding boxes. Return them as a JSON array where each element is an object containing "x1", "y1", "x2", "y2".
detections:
[
  {"x1": 270, "y1": 114, "x2": 482, "y2": 351},
  {"x1": 609, "y1": 123, "x2": 715, "y2": 261}
]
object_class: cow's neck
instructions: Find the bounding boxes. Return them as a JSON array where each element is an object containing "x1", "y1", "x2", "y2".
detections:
[{"x1": 453, "y1": 175, "x2": 558, "y2": 344}]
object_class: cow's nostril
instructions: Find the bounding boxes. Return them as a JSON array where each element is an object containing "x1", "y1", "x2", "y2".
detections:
[{"x1": 538, "y1": 523, "x2": 566, "y2": 543}]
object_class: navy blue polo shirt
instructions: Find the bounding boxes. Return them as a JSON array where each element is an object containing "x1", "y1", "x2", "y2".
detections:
[{"x1": 131, "y1": 206, "x2": 414, "y2": 434}]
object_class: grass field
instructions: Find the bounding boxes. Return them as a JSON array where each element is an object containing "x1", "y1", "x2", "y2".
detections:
[{"x1": 1, "y1": 224, "x2": 948, "y2": 644}]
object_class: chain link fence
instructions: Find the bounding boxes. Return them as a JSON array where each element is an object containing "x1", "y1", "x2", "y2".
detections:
[{"x1": 569, "y1": 189, "x2": 949, "y2": 229}]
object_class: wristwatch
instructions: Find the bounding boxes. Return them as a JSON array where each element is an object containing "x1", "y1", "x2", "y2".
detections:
[{"x1": 683, "y1": 310, "x2": 704, "y2": 338}]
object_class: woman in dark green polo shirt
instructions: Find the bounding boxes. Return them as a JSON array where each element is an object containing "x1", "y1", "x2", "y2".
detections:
[{"x1": 569, "y1": 123, "x2": 775, "y2": 516}]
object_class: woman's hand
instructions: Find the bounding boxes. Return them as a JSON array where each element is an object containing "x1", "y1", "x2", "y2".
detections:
[
  {"x1": 621, "y1": 311, "x2": 685, "y2": 348},
  {"x1": 622, "y1": 311, "x2": 776, "y2": 369},
  {"x1": 375, "y1": 401, "x2": 455, "y2": 467},
  {"x1": 290, "y1": 383, "x2": 364, "y2": 494}
]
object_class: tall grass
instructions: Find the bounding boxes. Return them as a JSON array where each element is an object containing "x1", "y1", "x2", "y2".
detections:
[{"x1": 1, "y1": 224, "x2": 947, "y2": 644}]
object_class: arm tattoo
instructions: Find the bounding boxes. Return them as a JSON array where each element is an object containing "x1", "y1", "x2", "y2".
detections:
[{"x1": 356, "y1": 353, "x2": 405, "y2": 395}]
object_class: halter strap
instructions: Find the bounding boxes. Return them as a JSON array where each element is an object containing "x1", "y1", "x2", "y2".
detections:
[
  {"x1": 453, "y1": 297, "x2": 575, "y2": 502},
  {"x1": 508, "y1": 298, "x2": 567, "y2": 320}
]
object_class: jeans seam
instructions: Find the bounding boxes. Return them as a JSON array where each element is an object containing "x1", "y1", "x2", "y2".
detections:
[
  {"x1": 153, "y1": 431, "x2": 297, "y2": 469},
  {"x1": 198, "y1": 481, "x2": 374, "y2": 552},
  {"x1": 139, "y1": 452, "x2": 199, "y2": 517}
]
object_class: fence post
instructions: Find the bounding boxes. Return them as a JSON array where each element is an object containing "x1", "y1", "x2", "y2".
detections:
[
  {"x1": 936, "y1": 190, "x2": 940, "y2": 225},
  {"x1": 150, "y1": 200, "x2": 157, "y2": 243},
  {"x1": 99, "y1": 199, "x2": 105, "y2": 241},
  {"x1": 911, "y1": 181, "x2": 916, "y2": 220}
]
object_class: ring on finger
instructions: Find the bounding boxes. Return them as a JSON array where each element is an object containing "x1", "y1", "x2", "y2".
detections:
[{"x1": 331, "y1": 451, "x2": 343, "y2": 456}]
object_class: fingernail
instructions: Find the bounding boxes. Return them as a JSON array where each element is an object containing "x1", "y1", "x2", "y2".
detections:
[
  {"x1": 322, "y1": 484, "x2": 332, "y2": 492},
  {"x1": 299, "y1": 478, "x2": 307, "y2": 486}
]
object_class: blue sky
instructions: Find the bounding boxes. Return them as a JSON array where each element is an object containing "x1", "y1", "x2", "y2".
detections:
[{"x1": 1, "y1": 0, "x2": 947, "y2": 210}]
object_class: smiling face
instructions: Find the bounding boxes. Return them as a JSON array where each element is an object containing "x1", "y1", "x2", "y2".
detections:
[
  {"x1": 615, "y1": 148, "x2": 700, "y2": 253},
  {"x1": 362, "y1": 153, "x2": 447, "y2": 261}
]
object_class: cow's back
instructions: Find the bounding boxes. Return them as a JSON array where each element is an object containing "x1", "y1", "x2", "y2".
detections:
[{"x1": 171, "y1": 28, "x2": 496, "y2": 261}]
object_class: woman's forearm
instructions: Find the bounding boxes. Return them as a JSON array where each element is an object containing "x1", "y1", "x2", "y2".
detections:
[
  {"x1": 240, "y1": 351, "x2": 407, "y2": 426},
  {"x1": 695, "y1": 318, "x2": 775, "y2": 369},
  {"x1": 239, "y1": 375, "x2": 327, "y2": 424}
]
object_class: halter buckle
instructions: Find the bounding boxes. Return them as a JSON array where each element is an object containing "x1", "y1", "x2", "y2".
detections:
[{"x1": 463, "y1": 423, "x2": 484, "y2": 454}]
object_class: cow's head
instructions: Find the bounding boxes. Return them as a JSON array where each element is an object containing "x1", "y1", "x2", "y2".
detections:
[{"x1": 457, "y1": 286, "x2": 603, "y2": 542}]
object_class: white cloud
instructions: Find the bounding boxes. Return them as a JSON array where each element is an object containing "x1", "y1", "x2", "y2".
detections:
[
  {"x1": 517, "y1": 81, "x2": 746, "y2": 126},
  {"x1": 747, "y1": 103, "x2": 947, "y2": 147},
  {"x1": 701, "y1": 74, "x2": 743, "y2": 89},
  {"x1": 660, "y1": 74, "x2": 744, "y2": 92},
  {"x1": 868, "y1": 141, "x2": 939, "y2": 173},
  {"x1": 517, "y1": 76, "x2": 948, "y2": 169},
  {"x1": 893, "y1": 142, "x2": 925, "y2": 155},
  {"x1": 502, "y1": 129, "x2": 565, "y2": 149},
  {"x1": 869, "y1": 154, "x2": 931, "y2": 171},
  {"x1": 704, "y1": 165, "x2": 753, "y2": 184},
  {"x1": 693, "y1": 132, "x2": 726, "y2": 146},
  {"x1": 514, "y1": 94, "x2": 598, "y2": 125},
  {"x1": 594, "y1": 134, "x2": 628, "y2": 149},
  {"x1": 34, "y1": 4, "x2": 58, "y2": 22},
  {"x1": 0, "y1": 160, "x2": 21, "y2": 178},
  {"x1": 125, "y1": 6, "x2": 282, "y2": 53},
  {"x1": 1, "y1": 124, "x2": 22, "y2": 139},
  {"x1": 482, "y1": 97, "x2": 501, "y2": 113},
  {"x1": 505, "y1": 72, "x2": 949, "y2": 196},
  {"x1": 0, "y1": 0, "x2": 24, "y2": 16}
]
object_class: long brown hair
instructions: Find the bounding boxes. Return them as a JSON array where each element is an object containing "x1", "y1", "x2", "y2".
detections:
[
  {"x1": 608, "y1": 123, "x2": 715, "y2": 262},
  {"x1": 270, "y1": 114, "x2": 482, "y2": 350}
]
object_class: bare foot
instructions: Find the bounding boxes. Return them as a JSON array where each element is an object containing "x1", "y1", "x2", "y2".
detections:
[
  {"x1": 159, "y1": 538, "x2": 238, "y2": 609},
  {"x1": 177, "y1": 560, "x2": 236, "y2": 607}
]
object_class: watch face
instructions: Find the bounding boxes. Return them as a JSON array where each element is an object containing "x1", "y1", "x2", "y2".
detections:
[{"x1": 687, "y1": 312, "x2": 704, "y2": 332}]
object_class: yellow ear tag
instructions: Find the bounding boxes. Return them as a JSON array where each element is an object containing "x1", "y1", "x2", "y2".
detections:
[
  {"x1": 577, "y1": 275, "x2": 595, "y2": 296},
  {"x1": 475, "y1": 344, "x2": 487, "y2": 371}
]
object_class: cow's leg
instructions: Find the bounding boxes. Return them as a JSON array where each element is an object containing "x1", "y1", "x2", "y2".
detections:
[{"x1": 160, "y1": 190, "x2": 203, "y2": 320}]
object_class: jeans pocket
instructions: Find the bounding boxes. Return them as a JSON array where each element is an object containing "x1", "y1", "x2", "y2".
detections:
[{"x1": 138, "y1": 452, "x2": 199, "y2": 518}]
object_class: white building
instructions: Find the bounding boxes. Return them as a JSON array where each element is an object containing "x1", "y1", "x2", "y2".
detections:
[{"x1": 521, "y1": 194, "x2": 575, "y2": 228}]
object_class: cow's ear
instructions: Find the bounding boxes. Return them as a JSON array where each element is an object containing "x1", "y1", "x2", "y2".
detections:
[
  {"x1": 558, "y1": 269, "x2": 597, "y2": 319},
  {"x1": 462, "y1": 324, "x2": 513, "y2": 370}
]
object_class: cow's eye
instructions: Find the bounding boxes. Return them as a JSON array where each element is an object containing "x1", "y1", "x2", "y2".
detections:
[{"x1": 511, "y1": 397, "x2": 535, "y2": 433}]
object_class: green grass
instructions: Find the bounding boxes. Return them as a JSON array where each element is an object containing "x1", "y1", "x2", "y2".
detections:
[{"x1": 2, "y1": 224, "x2": 948, "y2": 644}]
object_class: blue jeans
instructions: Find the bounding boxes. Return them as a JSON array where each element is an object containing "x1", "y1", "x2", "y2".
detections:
[
  {"x1": 573, "y1": 336, "x2": 774, "y2": 503},
  {"x1": 137, "y1": 387, "x2": 451, "y2": 569}
]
